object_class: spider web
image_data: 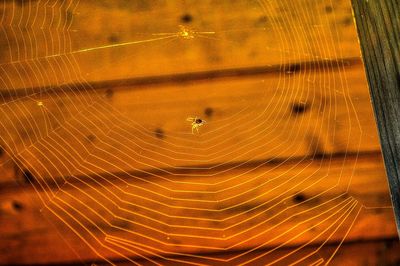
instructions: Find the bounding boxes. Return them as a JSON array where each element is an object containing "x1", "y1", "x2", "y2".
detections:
[{"x1": 0, "y1": 0, "x2": 395, "y2": 265}]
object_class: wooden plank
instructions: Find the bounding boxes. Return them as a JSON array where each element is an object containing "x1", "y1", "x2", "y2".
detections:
[
  {"x1": 0, "y1": 0, "x2": 361, "y2": 90},
  {"x1": 105, "y1": 238, "x2": 400, "y2": 266},
  {"x1": 0, "y1": 63, "x2": 381, "y2": 186},
  {"x1": 0, "y1": 152, "x2": 396, "y2": 264},
  {"x1": 351, "y1": 0, "x2": 400, "y2": 237}
]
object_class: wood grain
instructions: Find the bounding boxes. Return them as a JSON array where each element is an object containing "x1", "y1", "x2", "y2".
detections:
[
  {"x1": 0, "y1": 152, "x2": 396, "y2": 264},
  {"x1": 0, "y1": 62, "x2": 380, "y2": 187},
  {"x1": 0, "y1": 0, "x2": 361, "y2": 90},
  {"x1": 105, "y1": 238, "x2": 400, "y2": 266},
  {"x1": 351, "y1": 0, "x2": 400, "y2": 237}
]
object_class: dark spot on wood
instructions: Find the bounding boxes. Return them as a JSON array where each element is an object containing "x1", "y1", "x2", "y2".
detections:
[
  {"x1": 86, "y1": 134, "x2": 96, "y2": 143},
  {"x1": 325, "y1": 5, "x2": 333, "y2": 13},
  {"x1": 105, "y1": 88, "x2": 113, "y2": 98},
  {"x1": 291, "y1": 102, "x2": 309, "y2": 115},
  {"x1": 107, "y1": 34, "x2": 119, "y2": 44},
  {"x1": 111, "y1": 219, "x2": 131, "y2": 230},
  {"x1": 340, "y1": 193, "x2": 349, "y2": 199},
  {"x1": 257, "y1": 15, "x2": 268, "y2": 26},
  {"x1": 342, "y1": 17, "x2": 353, "y2": 26},
  {"x1": 180, "y1": 13, "x2": 193, "y2": 23},
  {"x1": 12, "y1": 201, "x2": 23, "y2": 211},
  {"x1": 259, "y1": 16, "x2": 267, "y2": 23},
  {"x1": 293, "y1": 193, "x2": 306, "y2": 203},
  {"x1": 23, "y1": 171, "x2": 35, "y2": 184},
  {"x1": 154, "y1": 128, "x2": 164, "y2": 139},
  {"x1": 0, "y1": 145, "x2": 3, "y2": 157},
  {"x1": 204, "y1": 107, "x2": 214, "y2": 118},
  {"x1": 65, "y1": 10, "x2": 73, "y2": 26}
]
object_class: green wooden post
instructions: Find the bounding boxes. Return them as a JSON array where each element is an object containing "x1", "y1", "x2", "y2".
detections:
[{"x1": 351, "y1": 0, "x2": 400, "y2": 237}]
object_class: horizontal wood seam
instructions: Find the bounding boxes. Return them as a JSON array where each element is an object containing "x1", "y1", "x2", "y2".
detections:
[{"x1": 0, "y1": 57, "x2": 362, "y2": 103}]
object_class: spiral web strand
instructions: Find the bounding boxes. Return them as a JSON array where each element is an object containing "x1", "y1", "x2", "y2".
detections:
[{"x1": 0, "y1": 0, "x2": 393, "y2": 265}]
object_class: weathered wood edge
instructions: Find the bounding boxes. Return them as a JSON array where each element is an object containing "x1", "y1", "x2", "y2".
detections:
[{"x1": 351, "y1": 0, "x2": 400, "y2": 237}]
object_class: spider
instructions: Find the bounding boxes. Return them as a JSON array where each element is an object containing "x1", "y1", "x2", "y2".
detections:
[{"x1": 187, "y1": 117, "x2": 206, "y2": 134}]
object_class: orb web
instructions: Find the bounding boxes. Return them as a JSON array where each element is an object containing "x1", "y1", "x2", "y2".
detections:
[{"x1": 0, "y1": 0, "x2": 393, "y2": 265}]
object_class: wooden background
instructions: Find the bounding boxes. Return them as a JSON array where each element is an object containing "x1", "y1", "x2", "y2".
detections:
[{"x1": 0, "y1": 0, "x2": 399, "y2": 265}]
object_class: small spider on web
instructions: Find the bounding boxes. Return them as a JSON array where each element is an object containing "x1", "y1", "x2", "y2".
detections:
[
  {"x1": 187, "y1": 117, "x2": 206, "y2": 134},
  {"x1": 152, "y1": 25, "x2": 216, "y2": 40}
]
